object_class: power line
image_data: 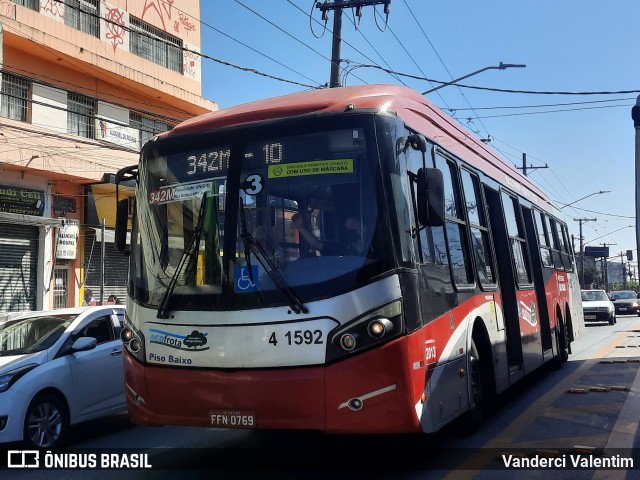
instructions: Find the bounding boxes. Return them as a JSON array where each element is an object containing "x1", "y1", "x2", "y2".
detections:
[
  {"x1": 402, "y1": 0, "x2": 489, "y2": 138},
  {"x1": 435, "y1": 83, "x2": 640, "y2": 96},
  {"x1": 458, "y1": 103, "x2": 632, "y2": 120},
  {"x1": 446, "y1": 97, "x2": 635, "y2": 112}
]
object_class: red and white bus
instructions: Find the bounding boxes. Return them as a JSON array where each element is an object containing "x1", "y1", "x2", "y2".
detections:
[{"x1": 115, "y1": 84, "x2": 584, "y2": 434}]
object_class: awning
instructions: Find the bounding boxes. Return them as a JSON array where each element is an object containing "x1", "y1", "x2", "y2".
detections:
[{"x1": 0, "y1": 212, "x2": 64, "y2": 227}]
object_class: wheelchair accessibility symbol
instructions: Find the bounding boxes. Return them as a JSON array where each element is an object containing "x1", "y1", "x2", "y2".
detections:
[{"x1": 235, "y1": 265, "x2": 259, "y2": 293}]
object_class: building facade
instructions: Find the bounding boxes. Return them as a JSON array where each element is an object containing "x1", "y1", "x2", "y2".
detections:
[{"x1": 0, "y1": 0, "x2": 216, "y2": 312}]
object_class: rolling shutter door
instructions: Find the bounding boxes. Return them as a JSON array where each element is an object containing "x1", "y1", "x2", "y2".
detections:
[
  {"x1": 83, "y1": 229, "x2": 128, "y2": 303},
  {"x1": 0, "y1": 223, "x2": 38, "y2": 312}
]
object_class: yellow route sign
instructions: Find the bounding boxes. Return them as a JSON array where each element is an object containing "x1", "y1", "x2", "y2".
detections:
[{"x1": 267, "y1": 159, "x2": 353, "y2": 179}]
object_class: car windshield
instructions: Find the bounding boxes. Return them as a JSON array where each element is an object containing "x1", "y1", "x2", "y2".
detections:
[
  {"x1": 0, "y1": 314, "x2": 76, "y2": 355},
  {"x1": 610, "y1": 291, "x2": 637, "y2": 300},
  {"x1": 581, "y1": 291, "x2": 609, "y2": 302}
]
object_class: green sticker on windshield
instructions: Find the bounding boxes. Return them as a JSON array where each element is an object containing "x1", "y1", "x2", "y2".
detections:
[{"x1": 267, "y1": 159, "x2": 353, "y2": 178}]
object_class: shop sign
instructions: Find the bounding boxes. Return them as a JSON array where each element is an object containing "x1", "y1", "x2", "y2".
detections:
[
  {"x1": 96, "y1": 119, "x2": 140, "y2": 149},
  {"x1": 0, "y1": 184, "x2": 45, "y2": 216},
  {"x1": 56, "y1": 220, "x2": 79, "y2": 260}
]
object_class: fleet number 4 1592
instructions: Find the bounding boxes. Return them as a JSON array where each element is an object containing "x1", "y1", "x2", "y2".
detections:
[{"x1": 268, "y1": 329, "x2": 323, "y2": 346}]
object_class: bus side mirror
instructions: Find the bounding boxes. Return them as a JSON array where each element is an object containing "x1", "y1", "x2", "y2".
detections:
[
  {"x1": 417, "y1": 167, "x2": 445, "y2": 227},
  {"x1": 115, "y1": 199, "x2": 130, "y2": 255}
]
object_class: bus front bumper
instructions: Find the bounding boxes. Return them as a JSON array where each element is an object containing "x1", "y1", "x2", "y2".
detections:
[{"x1": 123, "y1": 337, "x2": 422, "y2": 434}]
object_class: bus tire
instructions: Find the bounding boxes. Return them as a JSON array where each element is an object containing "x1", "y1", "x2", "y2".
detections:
[
  {"x1": 553, "y1": 320, "x2": 569, "y2": 368},
  {"x1": 551, "y1": 328, "x2": 565, "y2": 370},
  {"x1": 463, "y1": 338, "x2": 489, "y2": 434}
]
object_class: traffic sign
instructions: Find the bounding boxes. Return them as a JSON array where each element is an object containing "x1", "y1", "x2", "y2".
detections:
[{"x1": 584, "y1": 246, "x2": 609, "y2": 257}]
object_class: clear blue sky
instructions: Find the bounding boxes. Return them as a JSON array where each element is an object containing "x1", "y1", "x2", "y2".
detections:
[{"x1": 197, "y1": 0, "x2": 639, "y2": 271}]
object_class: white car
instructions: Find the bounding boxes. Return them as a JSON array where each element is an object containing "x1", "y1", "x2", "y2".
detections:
[
  {"x1": 581, "y1": 289, "x2": 616, "y2": 325},
  {"x1": 0, "y1": 305, "x2": 127, "y2": 448}
]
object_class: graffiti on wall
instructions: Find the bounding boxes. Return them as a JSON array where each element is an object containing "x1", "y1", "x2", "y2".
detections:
[
  {"x1": 41, "y1": 0, "x2": 63, "y2": 20},
  {"x1": 183, "y1": 48, "x2": 199, "y2": 78},
  {"x1": 105, "y1": 6, "x2": 127, "y2": 53},
  {"x1": 141, "y1": 0, "x2": 197, "y2": 37},
  {"x1": 141, "y1": 0, "x2": 174, "y2": 31},
  {"x1": 141, "y1": 0, "x2": 200, "y2": 79},
  {"x1": 0, "y1": 0, "x2": 17, "y2": 20}
]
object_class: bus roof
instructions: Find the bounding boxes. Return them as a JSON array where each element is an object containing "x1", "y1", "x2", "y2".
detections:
[{"x1": 166, "y1": 84, "x2": 554, "y2": 211}]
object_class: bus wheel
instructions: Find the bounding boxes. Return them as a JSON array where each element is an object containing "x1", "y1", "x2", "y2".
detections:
[
  {"x1": 464, "y1": 338, "x2": 487, "y2": 433},
  {"x1": 552, "y1": 323, "x2": 569, "y2": 369}
]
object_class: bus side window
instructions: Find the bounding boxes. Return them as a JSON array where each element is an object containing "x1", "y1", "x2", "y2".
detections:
[
  {"x1": 547, "y1": 216, "x2": 563, "y2": 269},
  {"x1": 461, "y1": 169, "x2": 496, "y2": 287},
  {"x1": 534, "y1": 209, "x2": 554, "y2": 268},
  {"x1": 559, "y1": 222, "x2": 573, "y2": 270},
  {"x1": 399, "y1": 134, "x2": 428, "y2": 264},
  {"x1": 434, "y1": 152, "x2": 473, "y2": 286},
  {"x1": 501, "y1": 192, "x2": 532, "y2": 286}
]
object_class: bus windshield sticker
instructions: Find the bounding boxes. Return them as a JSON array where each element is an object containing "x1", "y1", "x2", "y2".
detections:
[
  {"x1": 149, "y1": 180, "x2": 213, "y2": 205},
  {"x1": 242, "y1": 174, "x2": 263, "y2": 195},
  {"x1": 267, "y1": 159, "x2": 353, "y2": 179},
  {"x1": 235, "y1": 265, "x2": 259, "y2": 293}
]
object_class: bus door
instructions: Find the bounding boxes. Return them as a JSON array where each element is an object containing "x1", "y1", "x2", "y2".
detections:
[
  {"x1": 522, "y1": 207, "x2": 554, "y2": 356},
  {"x1": 484, "y1": 186, "x2": 524, "y2": 382}
]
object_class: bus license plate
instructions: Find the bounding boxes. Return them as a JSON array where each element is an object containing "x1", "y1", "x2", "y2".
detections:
[{"x1": 210, "y1": 410, "x2": 255, "y2": 429}]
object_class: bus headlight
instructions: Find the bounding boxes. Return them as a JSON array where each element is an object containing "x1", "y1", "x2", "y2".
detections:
[
  {"x1": 121, "y1": 315, "x2": 146, "y2": 363},
  {"x1": 328, "y1": 300, "x2": 403, "y2": 361},
  {"x1": 368, "y1": 318, "x2": 393, "y2": 338},
  {"x1": 340, "y1": 333, "x2": 358, "y2": 351}
]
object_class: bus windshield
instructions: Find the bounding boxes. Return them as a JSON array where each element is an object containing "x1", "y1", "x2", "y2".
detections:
[{"x1": 131, "y1": 123, "x2": 391, "y2": 311}]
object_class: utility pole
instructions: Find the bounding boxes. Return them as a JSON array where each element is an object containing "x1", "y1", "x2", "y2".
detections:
[
  {"x1": 517, "y1": 152, "x2": 548, "y2": 176},
  {"x1": 633, "y1": 95, "x2": 640, "y2": 272},
  {"x1": 574, "y1": 217, "x2": 596, "y2": 288},
  {"x1": 316, "y1": 0, "x2": 391, "y2": 88},
  {"x1": 620, "y1": 251, "x2": 628, "y2": 289}
]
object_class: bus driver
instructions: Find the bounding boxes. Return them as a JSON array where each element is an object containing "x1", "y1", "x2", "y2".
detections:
[{"x1": 291, "y1": 212, "x2": 366, "y2": 256}]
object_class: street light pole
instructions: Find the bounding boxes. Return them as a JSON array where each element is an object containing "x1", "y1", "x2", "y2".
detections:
[
  {"x1": 633, "y1": 96, "x2": 640, "y2": 269},
  {"x1": 560, "y1": 190, "x2": 611, "y2": 210},
  {"x1": 421, "y1": 62, "x2": 526, "y2": 95},
  {"x1": 575, "y1": 217, "x2": 597, "y2": 288}
]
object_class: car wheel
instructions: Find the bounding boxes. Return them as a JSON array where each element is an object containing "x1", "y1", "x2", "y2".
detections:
[
  {"x1": 609, "y1": 315, "x2": 615, "y2": 325},
  {"x1": 23, "y1": 394, "x2": 68, "y2": 449}
]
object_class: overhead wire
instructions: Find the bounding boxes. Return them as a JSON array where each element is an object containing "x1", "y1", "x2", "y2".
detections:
[{"x1": 402, "y1": 0, "x2": 488, "y2": 137}]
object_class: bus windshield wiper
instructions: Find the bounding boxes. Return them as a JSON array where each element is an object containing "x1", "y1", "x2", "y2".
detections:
[
  {"x1": 157, "y1": 194, "x2": 207, "y2": 319},
  {"x1": 238, "y1": 199, "x2": 308, "y2": 315}
]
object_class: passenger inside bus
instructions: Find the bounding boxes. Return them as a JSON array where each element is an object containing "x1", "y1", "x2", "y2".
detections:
[{"x1": 292, "y1": 212, "x2": 366, "y2": 256}]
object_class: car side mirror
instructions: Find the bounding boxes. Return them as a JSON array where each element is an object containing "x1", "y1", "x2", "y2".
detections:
[{"x1": 72, "y1": 337, "x2": 97, "y2": 352}]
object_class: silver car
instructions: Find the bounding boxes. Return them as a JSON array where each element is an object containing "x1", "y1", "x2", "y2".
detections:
[{"x1": 0, "y1": 306, "x2": 127, "y2": 448}]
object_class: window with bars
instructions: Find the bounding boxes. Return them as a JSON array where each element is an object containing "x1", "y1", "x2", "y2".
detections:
[
  {"x1": 129, "y1": 17, "x2": 183, "y2": 73},
  {"x1": 12, "y1": 0, "x2": 39, "y2": 11},
  {"x1": 64, "y1": 0, "x2": 99, "y2": 38},
  {"x1": 68, "y1": 92, "x2": 96, "y2": 138},
  {"x1": 130, "y1": 113, "x2": 172, "y2": 150},
  {"x1": 1, "y1": 73, "x2": 30, "y2": 121}
]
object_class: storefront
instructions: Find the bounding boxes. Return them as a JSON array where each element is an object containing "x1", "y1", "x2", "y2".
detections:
[{"x1": 0, "y1": 181, "x2": 59, "y2": 313}]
